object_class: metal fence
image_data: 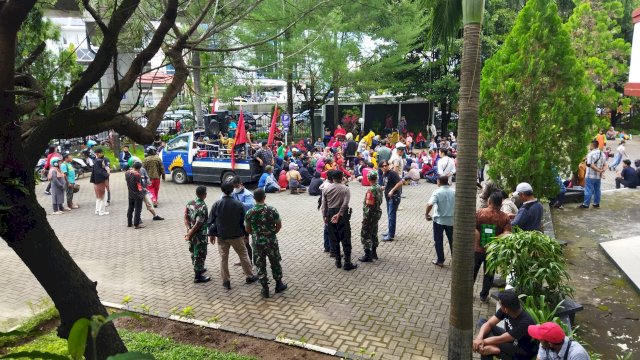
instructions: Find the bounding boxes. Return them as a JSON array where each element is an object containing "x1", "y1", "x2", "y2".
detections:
[{"x1": 251, "y1": 112, "x2": 312, "y2": 143}]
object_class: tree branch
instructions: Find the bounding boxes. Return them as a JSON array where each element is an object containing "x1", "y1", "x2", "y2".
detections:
[
  {"x1": 82, "y1": 0, "x2": 109, "y2": 35},
  {"x1": 16, "y1": 42, "x2": 46, "y2": 73},
  {"x1": 0, "y1": 0, "x2": 36, "y2": 35}
]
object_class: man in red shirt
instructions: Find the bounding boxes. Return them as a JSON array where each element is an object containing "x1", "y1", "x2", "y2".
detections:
[{"x1": 475, "y1": 191, "x2": 512, "y2": 302}]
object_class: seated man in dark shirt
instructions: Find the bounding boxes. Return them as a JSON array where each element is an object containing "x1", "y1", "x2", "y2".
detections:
[
  {"x1": 511, "y1": 182, "x2": 543, "y2": 231},
  {"x1": 616, "y1": 159, "x2": 638, "y2": 189},
  {"x1": 308, "y1": 172, "x2": 323, "y2": 196},
  {"x1": 473, "y1": 291, "x2": 538, "y2": 360}
]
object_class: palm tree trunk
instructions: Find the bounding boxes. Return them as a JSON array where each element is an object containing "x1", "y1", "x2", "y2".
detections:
[{"x1": 449, "y1": 20, "x2": 483, "y2": 360}]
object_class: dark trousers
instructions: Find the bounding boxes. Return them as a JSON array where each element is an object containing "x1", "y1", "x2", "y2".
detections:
[
  {"x1": 327, "y1": 208, "x2": 352, "y2": 257},
  {"x1": 479, "y1": 324, "x2": 532, "y2": 360},
  {"x1": 127, "y1": 197, "x2": 143, "y2": 226},
  {"x1": 66, "y1": 185, "x2": 74, "y2": 206},
  {"x1": 244, "y1": 234, "x2": 253, "y2": 265},
  {"x1": 433, "y1": 222, "x2": 453, "y2": 263},
  {"x1": 616, "y1": 177, "x2": 637, "y2": 189},
  {"x1": 323, "y1": 224, "x2": 332, "y2": 252},
  {"x1": 474, "y1": 252, "x2": 494, "y2": 298}
]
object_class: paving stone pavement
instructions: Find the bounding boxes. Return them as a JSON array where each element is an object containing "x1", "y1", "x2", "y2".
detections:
[{"x1": 1, "y1": 138, "x2": 638, "y2": 358}]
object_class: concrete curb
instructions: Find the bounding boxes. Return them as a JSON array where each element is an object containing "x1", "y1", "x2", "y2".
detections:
[{"x1": 101, "y1": 301, "x2": 343, "y2": 358}]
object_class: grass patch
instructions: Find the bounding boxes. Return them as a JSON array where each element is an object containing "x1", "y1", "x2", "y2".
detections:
[
  {"x1": 0, "y1": 305, "x2": 58, "y2": 348},
  {"x1": 5, "y1": 329, "x2": 256, "y2": 360},
  {"x1": 102, "y1": 145, "x2": 146, "y2": 171}
]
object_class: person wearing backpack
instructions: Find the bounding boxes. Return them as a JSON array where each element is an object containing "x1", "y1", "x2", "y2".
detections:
[{"x1": 474, "y1": 192, "x2": 512, "y2": 302}]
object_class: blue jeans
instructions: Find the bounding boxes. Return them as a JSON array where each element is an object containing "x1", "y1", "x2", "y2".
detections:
[
  {"x1": 386, "y1": 196, "x2": 401, "y2": 238},
  {"x1": 610, "y1": 153, "x2": 622, "y2": 170},
  {"x1": 378, "y1": 169, "x2": 384, "y2": 185},
  {"x1": 264, "y1": 183, "x2": 280, "y2": 193},
  {"x1": 583, "y1": 178, "x2": 601, "y2": 206},
  {"x1": 323, "y1": 224, "x2": 331, "y2": 252},
  {"x1": 433, "y1": 222, "x2": 453, "y2": 263}
]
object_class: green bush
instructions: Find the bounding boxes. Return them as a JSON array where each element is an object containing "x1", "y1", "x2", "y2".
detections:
[{"x1": 485, "y1": 229, "x2": 573, "y2": 306}]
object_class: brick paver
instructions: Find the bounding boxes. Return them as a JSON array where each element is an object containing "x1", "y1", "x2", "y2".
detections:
[{"x1": 1, "y1": 138, "x2": 638, "y2": 358}]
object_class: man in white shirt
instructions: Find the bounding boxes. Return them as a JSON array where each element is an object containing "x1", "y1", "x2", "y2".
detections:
[
  {"x1": 437, "y1": 148, "x2": 456, "y2": 178},
  {"x1": 389, "y1": 142, "x2": 406, "y2": 177}
]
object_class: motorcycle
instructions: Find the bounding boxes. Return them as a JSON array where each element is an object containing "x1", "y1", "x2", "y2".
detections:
[
  {"x1": 35, "y1": 158, "x2": 48, "y2": 181},
  {"x1": 72, "y1": 157, "x2": 92, "y2": 178}
]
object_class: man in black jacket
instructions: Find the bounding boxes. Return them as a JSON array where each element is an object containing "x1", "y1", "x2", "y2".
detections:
[
  {"x1": 208, "y1": 181, "x2": 258, "y2": 290},
  {"x1": 125, "y1": 161, "x2": 145, "y2": 229}
]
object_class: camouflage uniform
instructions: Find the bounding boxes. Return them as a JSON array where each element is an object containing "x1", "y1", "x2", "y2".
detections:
[
  {"x1": 361, "y1": 183, "x2": 383, "y2": 250},
  {"x1": 245, "y1": 204, "x2": 283, "y2": 283},
  {"x1": 185, "y1": 198, "x2": 208, "y2": 274}
]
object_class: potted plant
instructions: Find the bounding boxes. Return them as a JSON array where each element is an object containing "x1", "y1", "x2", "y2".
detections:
[{"x1": 485, "y1": 228, "x2": 574, "y2": 309}]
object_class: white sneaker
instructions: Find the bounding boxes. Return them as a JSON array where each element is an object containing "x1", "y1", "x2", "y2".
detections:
[
  {"x1": 51, "y1": 211, "x2": 63, "y2": 215},
  {"x1": 98, "y1": 212, "x2": 110, "y2": 216}
]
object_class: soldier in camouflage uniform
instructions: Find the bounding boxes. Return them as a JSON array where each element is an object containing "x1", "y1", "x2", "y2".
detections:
[
  {"x1": 359, "y1": 171, "x2": 383, "y2": 262},
  {"x1": 184, "y1": 186, "x2": 211, "y2": 283},
  {"x1": 244, "y1": 188, "x2": 287, "y2": 298}
]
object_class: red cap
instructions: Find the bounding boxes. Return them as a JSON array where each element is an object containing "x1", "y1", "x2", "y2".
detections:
[{"x1": 527, "y1": 322, "x2": 565, "y2": 343}]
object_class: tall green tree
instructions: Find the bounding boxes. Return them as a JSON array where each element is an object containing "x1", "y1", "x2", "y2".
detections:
[
  {"x1": 565, "y1": 0, "x2": 630, "y2": 126},
  {"x1": 480, "y1": 0, "x2": 596, "y2": 197}
]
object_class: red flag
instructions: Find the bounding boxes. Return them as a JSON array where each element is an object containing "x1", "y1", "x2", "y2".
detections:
[
  {"x1": 231, "y1": 109, "x2": 247, "y2": 169},
  {"x1": 267, "y1": 103, "x2": 279, "y2": 146}
]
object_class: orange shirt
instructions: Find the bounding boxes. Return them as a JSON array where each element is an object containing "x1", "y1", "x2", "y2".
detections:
[{"x1": 595, "y1": 134, "x2": 605, "y2": 150}]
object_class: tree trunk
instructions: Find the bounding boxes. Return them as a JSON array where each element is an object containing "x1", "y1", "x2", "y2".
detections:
[
  {"x1": 0, "y1": 16, "x2": 126, "y2": 360},
  {"x1": 287, "y1": 68, "x2": 294, "y2": 137},
  {"x1": 333, "y1": 74, "x2": 340, "y2": 129},
  {"x1": 440, "y1": 100, "x2": 449, "y2": 136},
  {"x1": 193, "y1": 51, "x2": 203, "y2": 128},
  {"x1": 448, "y1": 22, "x2": 482, "y2": 360}
]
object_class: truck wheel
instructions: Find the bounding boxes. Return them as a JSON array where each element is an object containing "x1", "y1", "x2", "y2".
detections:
[
  {"x1": 221, "y1": 171, "x2": 235, "y2": 184},
  {"x1": 172, "y1": 168, "x2": 188, "y2": 184}
]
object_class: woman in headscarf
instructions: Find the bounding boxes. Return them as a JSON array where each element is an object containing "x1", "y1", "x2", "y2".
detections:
[{"x1": 48, "y1": 157, "x2": 67, "y2": 215}]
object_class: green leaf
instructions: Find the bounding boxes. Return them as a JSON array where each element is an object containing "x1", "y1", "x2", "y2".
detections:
[
  {"x1": 1, "y1": 351, "x2": 70, "y2": 359},
  {"x1": 0, "y1": 330, "x2": 26, "y2": 338},
  {"x1": 68, "y1": 318, "x2": 90, "y2": 360},
  {"x1": 105, "y1": 311, "x2": 140, "y2": 324},
  {"x1": 107, "y1": 351, "x2": 156, "y2": 360}
]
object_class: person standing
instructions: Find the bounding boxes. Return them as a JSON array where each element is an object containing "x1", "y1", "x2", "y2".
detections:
[
  {"x1": 89, "y1": 148, "x2": 109, "y2": 216},
  {"x1": 381, "y1": 160, "x2": 403, "y2": 242},
  {"x1": 398, "y1": 115, "x2": 407, "y2": 135},
  {"x1": 245, "y1": 188, "x2": 287, "y2": 298},
  {"x1": 125, "y1": 162, "x2": 145, "y2": 229},
  {"x1": 358, "y1": 171, "x2": 383, "y2": 262},
  {"x1": 323, "y1": 171, "x2": 357, "y2": 270},
  {"x1": 475, "y1": 192, "x2": 512, "y2": 302},
  {"x1": 137, "y1": 158, "x2": 165, "y2": 221},
  {"x1": 425, "y1": 176, "x2": 455, "y2": 266},
  {"x1": 43, "y1": 145, "x2": 61, "y2": 195},
  {"x1": 119, "y1": 145, "x2": 132, "y2": 171},
  {"x1": 255, "y1": 141, "x2": 275, "y2": 173},
  {"x1": 230, "y1": 176, "x2": 255, "y2": 265},
  {"x1": 390, "y1": 142, "x2": 406, "y2": 177},
  {"x1": 579, "y1": 139, "x2": 606, "y2": 209},
  {"x1": 609, "y1": 140, "x2": 628, "y2": 171},
  {"x1": 376, "y1": 140, "x2": 392, "y2": 185},
  {"x1": 60, "y1": 153, "x2": 78, "y2": 209},
  {"x1": 184, "y1": 186, "x2": 211, "y2": 283},
  {"x1": 48, "y1": 157, "x2": 66, "y2": 215},
  {"x1": 142, "y1": 146, "x2": 165, "y2": 207},
  {"x1": 208, "y1": 181, "x2": 258, "y2": 289}
]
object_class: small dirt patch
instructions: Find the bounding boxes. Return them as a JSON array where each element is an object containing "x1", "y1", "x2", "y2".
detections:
[{"x1": 114, "y1": 315, "x2": 336, "y2": 360}]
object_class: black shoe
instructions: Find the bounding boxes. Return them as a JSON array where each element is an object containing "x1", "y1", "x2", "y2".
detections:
[
  {"x1": 153, "y1": 204, "x2": 158, "y2": 208},
  {"x1": 479, "y1": 295, "x2": 488, "y2": 303},
  {"x1": 261, "y1": 282, "x2": 270, "y2": 298},
  {"x1": 201, "y1": 267, "x2": 208, "y2": 273},
  {"x1": 592, "y1": 204, "x2": 600, "y2": 209},
  {"x1": 194, "y1": 275, "x2": 211, "y2": 283},
  {"x1": 577, "y1": 204, "x2": 589, "y2": 209},
  {"x1": 127, "y1": 224, "x2": 132, "y2": 228},
  {"x1": 329, "y1": 253, "x2": 336, "y2": 258},
  {"x1": 343, "y1": 262, "x2": 358, "y2": 271},
  {"x1": 44, "y1": 190, "x2": 51, "y2": 195},
  {"x1": 275, "y1": 280, "x2": 288, "y2": 293},
  {"x1": 432, "y1": 259, "x2": 444, "y2": 267},
  {"x1": 358, "y1": 250, "x2": 373, "y2": 262},
  {"x1": 222, "y1": 281, "x2": 231, "y2": 290},
  {"x1": 335, "y1": 257, "x2": 342, "y2": 269},
  {"x1": 153, "y1": 215, "x2": 164, "y2": 220},
  {"x1": 246, "y1": 275, "x2": 258, "y2": 284},
  {"x1": 324, "y1": 248, "x2": 330, "y2": 252},
  {"x1": 371, "y1": 247, "x2": 378, "y2": 260}
]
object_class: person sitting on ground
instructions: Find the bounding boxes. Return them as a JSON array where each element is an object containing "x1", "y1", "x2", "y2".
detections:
[
  {"x1": 278, "y1": 169, "x2": 288, "y2": 189},
  {"x1": 404, "y1": 162, "x2": 421, "y2": 185},
  {"x1": 615, "y1": 159, "x2": 639, "y2": 189},
  {"x1": 258, "y1": 166, "x2": 283, "y2": 193},
  {"x1": 473, "y1": 291, "x2": 538, "y2": 360},
  {"x1": 287, "y1": 163, "x2": 306, "y2": 194},
  {"x1": 606, "y1": 126, "x2": 617, "y2": 140},
  {"x1": 308, "y1": 172, "x2": 323, "y2": 196},
  {"x1": 299, "y1": 160, "x2": 313, "y2": 186},
  {"x1": 354, "y1": 158, "x2": 366, "y2": 178},
  {"x1": 511, "y1": 182, "x2": 543, "y2": 230},
  {"x1": 528, "y1": 322, "x2": 589, "y2": 360},
  {"x1": 314, "y1": 138, "x2": 325, "y2": 150}
]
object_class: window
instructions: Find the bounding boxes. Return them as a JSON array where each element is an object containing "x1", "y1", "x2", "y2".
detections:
[
  {"x1": 165, "y1": 64, "x2": 175, "y2": 74},
  {"x1": 165, "y1": 135, "x2": 188, "y2": 151}
]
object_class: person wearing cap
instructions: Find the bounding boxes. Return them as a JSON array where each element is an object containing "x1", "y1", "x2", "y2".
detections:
[
  {"x1": 323, "y1": 171, "x2": 357, "y2": 270},
  {"x1": 142, "y1": 146, "x2": 165, "y2": 207},
  {"x1": 579, "y1": 139, "x2": 606, "y2": 209},
  {"x1": 358, "y1": 171, "x2": 383, "y2": 262},
  {"x1": 90, "y1": 148, "x2": 110, "y2": 216},
  {"x1": 528, "y1": 322, "x2": 589, "y2": 359},
  {"x1": 473, "y1": 290, "x2": 538, "y2": 360},
  {"x1": 511, "y1": 182, "x2": 543, "y2": 231}
]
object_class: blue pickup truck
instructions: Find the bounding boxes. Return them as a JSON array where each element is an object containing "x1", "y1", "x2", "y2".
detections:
[{"x1": 161, "y1": 131, "x2": 261, "y2": 185}]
